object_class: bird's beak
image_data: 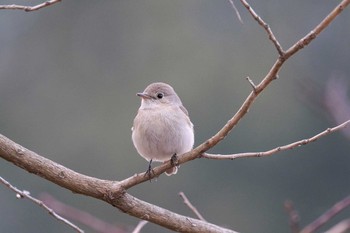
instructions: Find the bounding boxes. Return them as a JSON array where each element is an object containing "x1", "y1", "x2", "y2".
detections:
[{"x1": 137, "y1": 92, "x2": 153, "y2": 99}]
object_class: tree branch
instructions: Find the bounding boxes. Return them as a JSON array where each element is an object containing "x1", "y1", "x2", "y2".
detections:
[
  {"x1": 284, "y1": 0, "x2": 350, "y2": 59},
  {"x1": 1, "y1": 0, "x2": 349, "y2": 232},
  {"x1": 202, "y1": 119, "x2": 350, "y2": 160},
  {"x1": 325, "y1": 219, "x2": 350, "y2": 233},
  {"x1": 132, "y1": 220, "x2": 148, "y2": 233},
  {"x1": 40, "y1": 193, "x2": 127, "y2": 233},
  {"x1": 0, "y1": 176, "x2": 84, "y2": 233},
  {"x1": 179, "y1": 192, "x2": 207, "y2": 222},
  {"x1": 284, "y1": 200, "x2": 300, "y2": 233},
  {"x1": 0, "y1": 134, "x2": 237, "y2": 233},
  {"x1": 239, "y1": 0, "x2": 284, "y2": 55},
  {"x1": 0, "y1": 0, "x2": 61, "y2": 12},
  {"x1": 300, "y1": 195, "x2": 350, "y2": 233}
]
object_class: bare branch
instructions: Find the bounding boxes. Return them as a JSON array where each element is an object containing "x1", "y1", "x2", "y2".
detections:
[
  {"x1": 0, "y1": 1, "x2": 349, "y2": 232},
  {"x1": 202, "y1": 119, "x2": 350, "y2": 160},
  {"x1": 103, "y1": 0, "x2": 350, "y2": 190},
  {"x1": 132, "y1": 220, "x2": 148, "y2": 233},
  {"x1": 325, "y1": 219, "x2": 350, "y2": 233},
  {"x1": 40, "y1": 193, "x2": 126, "y2": 233},
  {"x1": 246, "y1": 76, "x2": 257, "y2": 92},
  {"x1": 228, "y1": 0, "x2": 243, "y2": 24},
  {"x1": 0, "y1": 0, "x2": 61, "y2": 12},
  {"x1": 301, "y1": 195, "x2": 350, "y2": 233},
  {"x1": 284, "y1": 0, "x2": 350, "y2": 59},
  {"x1": 284, "y1": 200, "x2": 300, "y2": 233},
  {"x1": 179, "y1": 192, "x2": 207, "y2": 222},
  {"x1": 0, "y1": 134, "x2": 237, "y2": 233},
  {"x1": 239, "y1": 0, "x2": 284, "y2": 56},
  {"x1": 0, "y1": 176, "x2": 84, "y2": 233}
]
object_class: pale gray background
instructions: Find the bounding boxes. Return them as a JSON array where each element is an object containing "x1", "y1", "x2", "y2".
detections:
[{"x1": 1, "y1": 1, "x2": 350, "y2": 233}]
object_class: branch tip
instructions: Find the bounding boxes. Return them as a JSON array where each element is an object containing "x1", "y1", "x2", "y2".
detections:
[{"x1": 246, "y1": 76, "x2": 257, "y2": 92}]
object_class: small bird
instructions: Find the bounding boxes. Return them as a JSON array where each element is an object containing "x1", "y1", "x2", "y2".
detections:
[{"x1": 132, "y1": 82, "x2": 194, "y2": 176}]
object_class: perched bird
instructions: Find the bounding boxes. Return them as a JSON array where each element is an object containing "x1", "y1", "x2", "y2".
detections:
[{"x1": 132, "y1": 82, "x2": 194, "y2": 176}]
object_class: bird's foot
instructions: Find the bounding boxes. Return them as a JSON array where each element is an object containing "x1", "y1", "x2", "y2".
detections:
[{"x1": 144, "y1": 159, "x2": 155, "y2": 181}]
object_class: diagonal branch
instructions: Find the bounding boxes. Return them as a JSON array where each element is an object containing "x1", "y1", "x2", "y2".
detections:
[
  {"x1": 0, "y1": 133, "x2": 237, "y2": 233},
  {"x1": 0, "y1": 176, "x2": 84, "y2": 233},
  {"x1": 284, "y1": 0, "x2": 350, "y2": 60},
  {"x1": 284, "y1": 200, "x2": 300, "y2": 233},
  {"x1": 239, "y1": 0, "x2": 284, "y2": 56},
  {"x1": 324, "y1": 219, "x2": 350, "y2": 233},
  {"x1": 40, "y1": 193, "x2": 127, "y2": 233},
  {"x1": 0, "y1": 0, "x2": 349, "y2": 232},
  {"x1": 202, "y1": 119, "x2": 350, "y2": 160},
  {"x1": 0, "y1": 0, "x2": 61, "y2": 12},
  {"x1": 179, "y1": 192, "x2": 207, "y2": 222},
  {"x1": 300, "y1": 195, "x2": 350, "y2": 233},
  {"x1": 132, "y1": 220, "x2": 148, "y2": 233}
]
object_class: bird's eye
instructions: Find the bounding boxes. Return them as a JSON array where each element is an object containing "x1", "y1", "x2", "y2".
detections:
[{"x1": 156, "y1": 93, "x2": 164, "y2": 99}]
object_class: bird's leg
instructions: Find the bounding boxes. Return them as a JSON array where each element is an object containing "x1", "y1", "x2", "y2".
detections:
[
  {"x1": 170, "y1": 153, "x2": 179, "y2": 167},
  {"x1": 144, "y1": 159, "x2": 155, "y2": 180}
]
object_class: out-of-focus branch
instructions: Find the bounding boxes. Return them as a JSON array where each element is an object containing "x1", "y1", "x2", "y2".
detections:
[
  {"x1": 202, "y1": 120, "x2": 350, "y2": 160},
  {"x1": 40, "y1": 193, "x2": 126, "y2": 233},
  {"x1": 228, "y1": 0, "x2": 243, "y2": 24},
  {"x1": 0, "y1": 0, "x2": 61, "y2": 12},
  {"x1": 132, "y1": 221, "x2": 148, "y2": 233},
  {"x1": 300, "y1": 195, "x2": 350, "y2": 233},
  {"x1": 284, "y1": 200, "x2": 300, "y2": 233},
  {"x1": 325, "y1": 76, "x2": 350, "y2": 139},
  {"x1": 0, "y1": 176, "x2": 83, "y2": 233},
  {"x1": 325, "y1": 219, "x2": 350, "y2": 233}
]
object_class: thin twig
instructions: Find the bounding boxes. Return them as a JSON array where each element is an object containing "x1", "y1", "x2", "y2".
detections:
[
  {"x1": 0, "y1": 0, "x2": 61, "y2": 12},
  {"x1": 239, "y1": 0, "x2": 284, "y2": 56},
  {"x1": 179, "y1": 192, "x2": 207, "y2": 222},
  {"x1": 132, "y1": 220, "x2": 148, "y2": 233},
  {"x1": 228, "y1": 0, "x2": 243, "y2": 24},
  {"x1": 202, "y1": 119, "x2": 350, "y2": 160},
  {"x1": 301, "y1": 195, "x2": 350, "y2": 233},
  {"x1": 40, "y1": 193, "x2": 126, "y2": 233},
  {"x1": 0, "y1": 176, "x2": 84, "y2": 233},
  {"x1": 246, "y1": 76, "x2": 257, "y2": 92},
  {"x1": 284, "y1": 200, "x2": 300, "y2": 233}
]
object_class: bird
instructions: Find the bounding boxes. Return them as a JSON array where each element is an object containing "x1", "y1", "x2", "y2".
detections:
[{"x1": 132, "y1": 82, "x2": 194, "y2": 177}]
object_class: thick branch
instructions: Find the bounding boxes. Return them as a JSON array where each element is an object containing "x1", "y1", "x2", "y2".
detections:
[
  {"x1": 0, "y1": 133, "x2": 237, "y2": 233},
  {"x1": 0, "y1": 1, "x2": 349, "y2": 232}
]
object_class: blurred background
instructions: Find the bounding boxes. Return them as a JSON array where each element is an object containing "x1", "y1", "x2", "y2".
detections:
[{"x1": 1, "y1": 0, "x2": 350, "y2": 232}]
